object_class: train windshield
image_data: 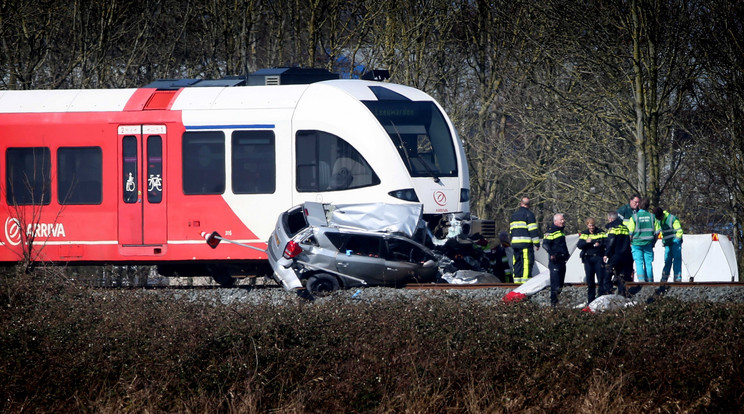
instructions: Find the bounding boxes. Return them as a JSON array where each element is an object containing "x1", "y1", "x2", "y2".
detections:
[{"x1": 364, "y1": 100, "x2": 457, "y2": 178}]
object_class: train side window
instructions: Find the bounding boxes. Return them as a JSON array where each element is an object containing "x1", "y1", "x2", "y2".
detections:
[
  {"x1": 231, "y1": 130, "x2": 275, "y2": 194},
  {"x1": 182, "y1": 131, "x2": 225, "y2": 195},
  {"x1": 147, "y1": 136, "x2": 163, "y2": 203},
  {"x1": 295, "y1": 130, "x2": 380, "y2": 192},
  {"x1": 295, "y1": 131, "x2": 319, "y2": 191},
  {"x1": 5, "y1": 147, "x2": 51, "y2": 205},
  {"x1": 58, "y1": 147, "x2": 103, "y2": 205},
  {"x1": 122, "y1": 136, "x2": 138, "y2": 203}
]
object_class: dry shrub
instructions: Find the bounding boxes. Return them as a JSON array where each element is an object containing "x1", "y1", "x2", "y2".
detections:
[
  {"x1": 2, "y1": 269, "x2": 744, "y2": 413},
  {"x1": 576, "y1": 371, "x2": 638, "y2": 414}
]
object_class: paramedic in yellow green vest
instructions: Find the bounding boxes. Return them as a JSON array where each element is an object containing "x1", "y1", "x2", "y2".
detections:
[
  {"x1": 653, "y1": 206, "x2": 684, "y2": 282},
  {"x1": 626, "y1": 198, "x2": 659, "y2": 282}
]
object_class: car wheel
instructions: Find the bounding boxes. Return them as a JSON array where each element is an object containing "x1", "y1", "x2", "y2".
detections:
[{"x1": 306, "y1": 273, "x2": 339, "y2": 296}]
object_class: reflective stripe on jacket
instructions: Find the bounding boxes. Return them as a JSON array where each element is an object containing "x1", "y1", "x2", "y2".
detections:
[
  {"x1": 509, "y1": 206, "x2": 540, "y2": 249},
  {"x1": 660, "y1": 211, "x2": 683, "y2": 245},
  {"x1": 627, "y1": 209, "x2": 657, "y2": 246},
  {"x1": 577, "y1": 229, "x2": 607, "y2": 259},
  {"x1": 605, "y1": 219, "x2": 632, "y2": 264},
  {"x1": 617, "y1": 204, "x2": 636, "y2": 228},
  {"x1": 542, "y1": 224, "x2": 568, "y2": 261}
]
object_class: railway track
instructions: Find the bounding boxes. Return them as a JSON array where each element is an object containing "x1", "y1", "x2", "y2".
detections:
[
  {"x1": 404, "y1": 281, "x2": 744, "y2": 290},
  {"x1": 100, "y1": 277, "x2": 744, "y2": 291}
]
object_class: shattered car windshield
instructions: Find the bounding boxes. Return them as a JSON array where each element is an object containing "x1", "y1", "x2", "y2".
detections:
[{"x1": 363, "y1": 100, "x2": 457, "y2": 178}]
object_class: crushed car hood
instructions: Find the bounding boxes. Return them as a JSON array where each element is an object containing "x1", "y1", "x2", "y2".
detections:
[{"x1": 311, "y1": 202, "x2": 424, "y2": 239}]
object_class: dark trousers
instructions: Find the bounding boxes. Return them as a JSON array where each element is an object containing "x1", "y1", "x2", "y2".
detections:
[
  {"x1": 512, "y1": 247, "x2": 535, "y2": 284},
  {"x1": 609, "y1": 259, "x2": 634, "y2": 297},
  {"x1": 549, "y1": 259, "x2": 567, "y2": 306},
  {"x1": 584, "y1": 255, "x2": 609, "y2": 303}
]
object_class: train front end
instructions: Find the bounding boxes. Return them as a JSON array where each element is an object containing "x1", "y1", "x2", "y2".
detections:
[
  {"x1": 293, "y1": 80, "x2": 470, "y2": 233},
  {"x1": 362, "y1": 90, "x2": 469, "y2": 215},
  {"x1": 292, "y1": 80, "x2": 473, "y2": 241}
]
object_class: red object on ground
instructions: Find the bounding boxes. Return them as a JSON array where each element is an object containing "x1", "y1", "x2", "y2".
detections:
[{"x1": 502, "y1": 291, "x2": 528, "y2": 303}]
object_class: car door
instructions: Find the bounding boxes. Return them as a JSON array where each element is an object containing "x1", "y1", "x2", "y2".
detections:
[
  {"x1": 384, "y1": 237, "x2": 438, "y2": 284},
  {"x1": 335, "y1": 234, "x2": 386, "y2": 284}
]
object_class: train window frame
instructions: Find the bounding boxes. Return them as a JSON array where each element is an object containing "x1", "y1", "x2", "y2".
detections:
[
  {"x1": 363, "y1": 100, "x2": 458, "y2": 178},
  {"x1": 122, "y1": 136, "x2": 138, "y2": 203},
  {"x1": 182, "y1": 131, "x2": 226, "y2": 195},
  {"x1": 5, "y1": 147, "x2": 52, "y2": 206},
  {"x1": 147, "y1": 136, "x2": 163, "y2": 203},
  {"x1": 58, "y1": 146, "x2": 103, "y2": 205},
  {"x1": 295, "y1": 130, "x2": 380, "y2": 192},
  {"x1": 231, "y1": 130, "x2": 276, "y2": 194}
]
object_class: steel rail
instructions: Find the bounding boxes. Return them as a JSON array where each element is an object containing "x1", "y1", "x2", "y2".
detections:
[{"x1": 404, "y1": 281, "x2": 744, "y2": 290}]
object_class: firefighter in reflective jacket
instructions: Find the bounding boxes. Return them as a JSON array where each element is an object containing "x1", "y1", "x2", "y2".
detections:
[
  {"x1": 509, "y1": 197, "x2": 540, "y2": 284},
  {"x1": 653, "y1": 207, "x2": 684, "y2": 282}
]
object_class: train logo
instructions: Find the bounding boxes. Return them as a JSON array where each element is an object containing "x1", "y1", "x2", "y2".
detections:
[
  {"x1": 4, "y1": 217, "x2": 22, "y2": 246},
  {"x1": 433, "y1": 191, "x2": 447, "y2": 206},
  {"x1": 3, "y1": 217, "x2": 67, "y2": 246}
]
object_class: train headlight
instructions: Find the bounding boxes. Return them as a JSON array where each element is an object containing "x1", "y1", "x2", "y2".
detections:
[
  {"x1": 388, "y1": 189, "x2": 419, "y2": 202},
  {"x1": 460, "y1": 188, "x2": 470, "y2": 202}
]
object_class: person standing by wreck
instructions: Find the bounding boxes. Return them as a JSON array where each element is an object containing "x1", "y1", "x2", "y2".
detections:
[
  {"x1": 617, "y1": 194, "x2": 640, "y2": 227},
  {"x1": 543, "y1": 213, "x2": 569, "y2": 306},
  {"x1": 577, "y1": 217, "x2": 608, "y2": 303},
  {"x1": 509, "y1": 197, "x2": 541, "y2": 284},
  {"x1": 626, "y1": 198, "x2": 659, "y2": 282},
  {"x1": 604, "y1": 211, "x2": 634, "y2": 297},
  {"x1": 488, "y1": 231, "x2": 514, "y2": 283},
  {"x1": 653, "y1": 206, "x2": 684, "y2": 282}
]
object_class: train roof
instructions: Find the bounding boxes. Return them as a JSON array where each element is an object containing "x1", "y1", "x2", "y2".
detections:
[
  {"x1": 142, "y1": 67, "x2": 341, "y2": 90},
  {"x1": 0, "y1": 79, "x2": 434, "y2": 114},
  {"x1": 0, "y1": 88, "x2": 139, "y2": 113}
]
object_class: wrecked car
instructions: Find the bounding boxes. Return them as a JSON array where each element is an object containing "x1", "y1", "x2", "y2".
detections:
[{"x1": 266, "y1": 202, "x2": 439, "y2": 294}]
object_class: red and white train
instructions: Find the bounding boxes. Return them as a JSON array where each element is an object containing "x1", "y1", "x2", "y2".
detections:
[{"x1": 0, "y1": 68, "x2": 471, "y2": 285}]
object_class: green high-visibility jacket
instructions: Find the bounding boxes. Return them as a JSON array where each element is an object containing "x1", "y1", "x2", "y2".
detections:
[
  {"x1": 659, "y1": 211, "x2": 683, "y2": 246},
  {"x1": 627, "y1": 209, "x2": 658, "y2": 246}
]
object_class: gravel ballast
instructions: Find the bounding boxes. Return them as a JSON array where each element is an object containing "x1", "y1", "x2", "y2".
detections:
[{"x1": 161, "y1": 282, "x2": 744, "y2": 309}]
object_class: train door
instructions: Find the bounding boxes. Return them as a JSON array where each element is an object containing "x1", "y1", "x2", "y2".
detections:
[{"x1": 117, "y1": 125, "x2": 167, "y2": 247}]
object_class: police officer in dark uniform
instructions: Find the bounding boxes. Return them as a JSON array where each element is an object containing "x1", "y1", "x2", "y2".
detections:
[
  {"x1": 604, "y1": 211, "x2": 634, "y2": 297},
  {"x1": 543, "y1": 213, "x2": 569, "y2": 306},
  {"x1": 577, "y1": 217, "x2": 608, "y2": 303}
]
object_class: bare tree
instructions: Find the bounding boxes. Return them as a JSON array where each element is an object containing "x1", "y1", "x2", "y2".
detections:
[
  {"x1": 0, "y1": 0, "x2": 69, "y2": 89},
  {"x1": 2, "y1": 148, "x2": 64, "y2": 273},
  {"x1": 690, "y1": 0, "x2": 744, "y2": 272},
  {"x1": 449, "y1": 0, "x2": 544, "y2": 224},
  {"x1": 540, "y1": 0, "x2": 700, "y2": 205}
]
